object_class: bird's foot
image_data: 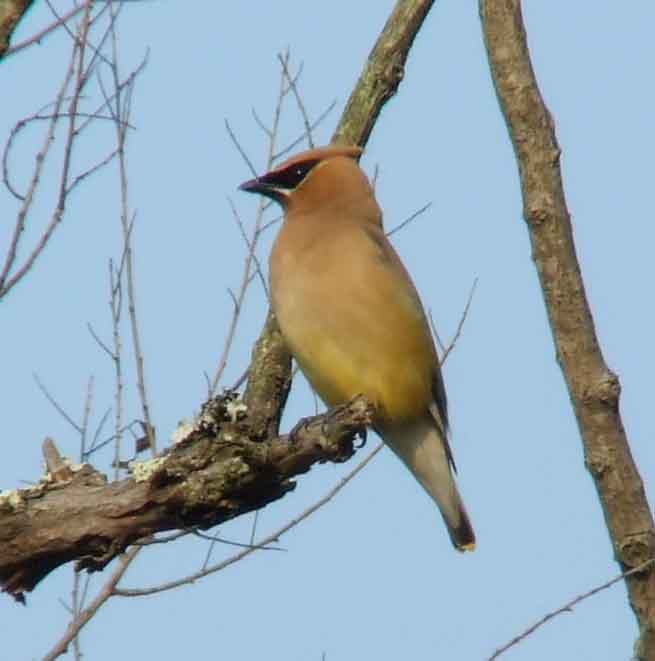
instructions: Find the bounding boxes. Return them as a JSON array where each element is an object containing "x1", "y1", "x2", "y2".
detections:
[{"x1": 288, "y1": 416, "x2": 313, "y2": 444}]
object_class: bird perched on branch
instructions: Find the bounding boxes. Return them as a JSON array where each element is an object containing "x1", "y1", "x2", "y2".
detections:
[{"x1": 239, "y1": 144, "x2": 475, "y2": 551}]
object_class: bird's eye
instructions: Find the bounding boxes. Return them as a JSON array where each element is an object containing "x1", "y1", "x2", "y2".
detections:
[{"x1": 272, "y1": 159, "x2": 320, "y2": 190}]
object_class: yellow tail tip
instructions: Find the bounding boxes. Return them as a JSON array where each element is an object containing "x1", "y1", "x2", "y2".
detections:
[{"x1": 457, "y1": 541, "x2": 476, "y2": 552}]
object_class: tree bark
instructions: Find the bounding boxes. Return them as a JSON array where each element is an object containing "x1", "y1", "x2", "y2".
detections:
[
  {"x1": 333, "y1": 0, "x2": 435, "y2": 146},
  {"x1": 0, "y1": 394, "x2": 373, "y2": 600},
  {"x1": 479, "y1": 1, "x2": 655, "y2": 658}
]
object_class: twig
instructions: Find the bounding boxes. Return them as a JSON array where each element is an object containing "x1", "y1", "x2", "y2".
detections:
[
  {"x1": 4, "y1": 4, "x2": 85, "y2": 59},
  {"x1": 192, "y1": 529, "x2": 284, "y2": 552},
  {"x1": 210, "y1": 52, "x2": 297, "y2": 393},
  {"x1": 224, "y1": 119, "x2": 257, "y2": 177},
  {"x1": 107, "y1": 9, "x2": 155, "y2": 454},
  {"x1": 278, "y1": 54, "x2": 315, "y2": 149},
  {"x1": 109, "y1": 259, "x2": 124, "y2": 478},
  {"x1": 0, "y1": 49, "x2": 76, "y2": 286},
  {"x1": 251, "y1": 107, "x2": 273, "y2": 138},
  {"x1": 85, "y1": 407, "x2": 112, "y2": 459},
  {"x1": 0, "y1": 1, "x2": 102, "y2": 300},
  {"x1": 114, "y1": 443, "x2": 383, "y2": 597},
  {"x1": 86, "y1": 322, "x2": 115, "y2": 360},
  {"x1": 79, "y1": 376, "x2": 94, "y2": 458},
  {"x1": 489, "y1": 559, "x2": 655, "y2": 659},
  {"x1": 386, "y1": 201, "x2": 432, "y2": 237},
  {"x1": 33, "y1": 373, "x2": 82, "y2": 433},
  {"x1": 274, "y1": 99, "x2": 337, "y2": 161},
  {"x1": 228, "y1": 196, "x2": 269, "y2": 297},
  {"x1": 66, "y1": 148, "x2": 119, "y2": 195},
  {"x1": 440, "y1": 278, "x2": 478, "y2": 364},
  {"x1": 71, "y1": 375, "x2": 94, "y2": 659},
  {"x1": 43, "y1": 548, "x2": 141, "y2": 661}
]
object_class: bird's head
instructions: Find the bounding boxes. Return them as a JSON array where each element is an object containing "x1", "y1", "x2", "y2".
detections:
[{"x1": 238, "y1": 145, "x2": 366, "y2": 211}]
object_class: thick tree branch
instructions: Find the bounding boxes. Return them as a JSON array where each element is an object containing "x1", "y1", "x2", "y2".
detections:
[
  {"x1": 0, "y1": 393, "x2": 374, "y2": 601},
  {"x1": 479, "y1": 1, "x2": 655, "y2": 658},
  {"x1": 333, "y1": 0, "x2": 435, "y2": 146}
]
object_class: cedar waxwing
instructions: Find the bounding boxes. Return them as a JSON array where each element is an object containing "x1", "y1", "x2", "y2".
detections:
[{"x1": 239, "y1": 145, "x2": 475, "y2": 551}]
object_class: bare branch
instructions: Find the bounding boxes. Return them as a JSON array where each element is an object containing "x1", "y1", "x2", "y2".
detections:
[
  {"x1": 0, "y1": 52, "x2": 76, "y2": 288},
  {"x1": 0, "y1": 0, "x2": 35, "y2": 59},
  {"x1": 114, "y1": 440, "x2": 382, "y2": 597},
  {"x1": 79, "y1": 375, "x2": 95, "y2": 458},
  {"x1": 332, "y1": 0, "x2": 436, "y2": 146},
  {"x1": 33, "y1": 373, "x2": 82, "y2": 434},
  {"x1": 489, "y1": 559, "x2": 655, "y2": 660},
  {"x1": 109, "y1": 258, "x2": 125, "y2": 480},
  {"x1": 211, "y1": 52, "x2": 301, "y2": 393},
  {"x1": 251, "y1": 107, "x2": 272, "y2": 138},
  {"x1": 42, "y1": 547, "x2": 141, "y2": 661},
  {"x1": 191, "y1": 529, "x2": 284, "y2": 552},
  {"x1": 228, "y1": 196, "x2": 269, "y2": 296},
  {"x1": 440, "y1": 278, "x2": 478, "y2": 364},
  {"x1": 274, "y1": 99, "x2": 337, "y2": 161},
  {"x1": 480, "y1": 1, "x2": 655, "y2": 654},
  {"x1": 225, "y1": 119, "x2": 257, "y2": 177},
  {"x1": 3, "y1": 4, "x2": 84, "y2": 59},
  {"x1": 86, "y1": 323, "x2": 115, "y2": 361},
  {"x1": 106, "y1": 9, "x2": 155, "y2": 454},
  {"x1": 277, "y1": 54, "x2": 314, "y2": 149},
  {"x1": 386, "y1": 201, "x2": 432, "y2": 238},
  {"x1": 0, "y1": 394, "x2": 374, "y2": 599},
  {"x1": 0, "y1": 1, "x2": 103, "y2": 300}
]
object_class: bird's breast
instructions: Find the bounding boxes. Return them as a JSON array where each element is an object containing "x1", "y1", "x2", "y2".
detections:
[{"x1": 270, "y1": 222, "x2": 435, "y2": 423}]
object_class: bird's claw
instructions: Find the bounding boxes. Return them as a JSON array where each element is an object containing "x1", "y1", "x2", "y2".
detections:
[
  {"x1": 354, "y1": 426, "x2": 368, "y2": 449},
  {"x1": 288, "y1": 416, "x2": 311, "y2": 444}
]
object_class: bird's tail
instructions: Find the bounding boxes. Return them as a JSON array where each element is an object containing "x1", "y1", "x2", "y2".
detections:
[{"x1": 382, "y1": 416, "x2": 475, "y2": 551}]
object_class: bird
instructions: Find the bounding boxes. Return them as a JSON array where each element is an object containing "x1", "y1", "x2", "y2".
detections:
[{"x1": 239, "y1": 144, "x2": 475, "y2": 551}]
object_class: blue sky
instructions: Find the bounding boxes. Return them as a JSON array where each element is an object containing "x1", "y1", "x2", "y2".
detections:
[{"x1": 1, "y1": 2, "x2": 654, "y2": 659}]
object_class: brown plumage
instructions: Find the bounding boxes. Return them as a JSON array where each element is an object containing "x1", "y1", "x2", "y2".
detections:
[{"x1": 239, "y1": 145, "x2": 475, "y2": 550}]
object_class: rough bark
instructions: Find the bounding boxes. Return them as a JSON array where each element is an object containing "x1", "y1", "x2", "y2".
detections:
[
  {"x1": 479, "y1": 1, "x2": 655, "y2": 658},
  {"x1": 0, "y1": 393, "x2": 374, "y2": 601},
  {"x1": 333, "y1": 0, "x2": 435, "y2": 146},
  {"x1": 0, "y1": 0, "x2": 33, "y2": 58},
  {"x1": 243, "y1": 310, "x2": 293, "y2": 441}
]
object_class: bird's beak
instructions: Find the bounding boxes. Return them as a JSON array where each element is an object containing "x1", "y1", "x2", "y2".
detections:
[
  {"x1": 239, "y1": 177, "x2": 277, "y2": 197},
  {"x1": 238, "y1": 177, "x2": 267, "y2": 194},
  {"x1": 238, "y1": 176, "x2": 287, "y2": 202}
]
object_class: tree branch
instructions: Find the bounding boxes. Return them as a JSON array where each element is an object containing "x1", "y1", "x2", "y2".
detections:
[
  {"x1": 333, "y1": 0, "x2": 435, "y2": 146},
  {"x1": 479, "y1": 2, "x2": 655, "y2": 657},
  {"x1": 0, "y1": 393, "x2": 374, "y2": 601}
]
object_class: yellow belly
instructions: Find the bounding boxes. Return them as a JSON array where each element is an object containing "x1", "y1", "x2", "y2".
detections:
[
  {"x1": 271, "y1": 228, "x2": 436, "y2": 423},
  {"x1": 287, "y1": 320, "x2": 433, "y2": 423}
]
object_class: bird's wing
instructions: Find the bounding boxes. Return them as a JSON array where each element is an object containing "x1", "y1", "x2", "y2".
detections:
[{"x1": 364, "y1": 222, "x2": 456, "y2": 465}]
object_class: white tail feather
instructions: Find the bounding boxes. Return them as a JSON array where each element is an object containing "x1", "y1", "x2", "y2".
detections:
[{"x1": 381, "y1": 415, "x2": 475, "y2": 550}]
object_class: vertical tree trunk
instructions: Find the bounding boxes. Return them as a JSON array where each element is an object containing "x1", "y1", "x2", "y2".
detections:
[{"x1": 479, "y1": 1, "x2": 655, "y2": 658}]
